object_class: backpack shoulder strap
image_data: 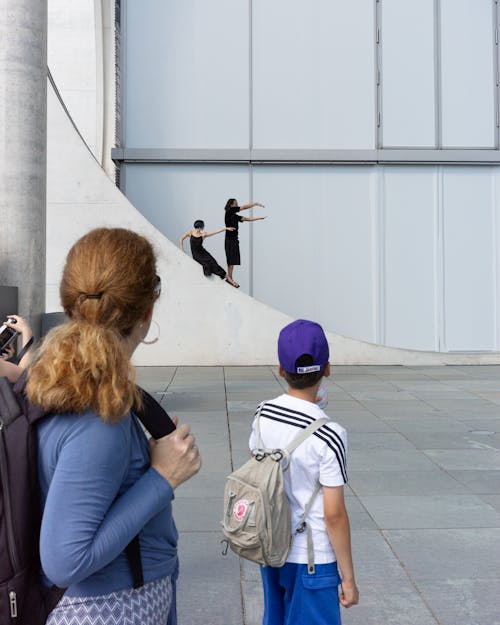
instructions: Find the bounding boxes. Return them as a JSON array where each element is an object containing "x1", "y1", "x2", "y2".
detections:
[
  {"x1": 134, "y1": 386, "x2": 176, "y2": 439},
  {"x1": 285, "y1": 417, "x2": 329, "y2": 455},
  {"x1": 0, "y1": 376, "x2": 23, "y2": 426}
]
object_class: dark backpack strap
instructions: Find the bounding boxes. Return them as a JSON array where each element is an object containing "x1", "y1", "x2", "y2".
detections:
[
  {"x1": 14, "y1": 336, "x2": 34, "y2": 365},
  {"x1": 135, "y1": 386, "x2": 176, "y2": 438},
  {"x1": 123, "y1": 388, "x2": 176, "y2": 590},
  {"x1": 125, "y1": 535, "x2": 144, "y2": 589}
]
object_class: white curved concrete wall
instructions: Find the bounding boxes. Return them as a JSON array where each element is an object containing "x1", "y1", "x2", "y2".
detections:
[{"x1": 47, "y1": 82, "x2": 500, "y2": 365}]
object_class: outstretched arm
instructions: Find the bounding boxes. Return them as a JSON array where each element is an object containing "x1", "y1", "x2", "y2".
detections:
[
  {"x1": 179, "y1": 230, "x2": 192, "y2": 250},
  {"x1": 323, "y1": 485, "x2": 359, "y2": 609},
  {"x1": 241, "y1": 216, "x2": 266, "y2": 223},
  {"x1": 239, "y1": 201, "x2": 265, "y2": 212},
  {"x1": 203, "y1": 227, "x2": 235, "y2": 238}
]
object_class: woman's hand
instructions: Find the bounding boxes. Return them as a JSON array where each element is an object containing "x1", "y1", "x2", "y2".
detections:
[
  {"x1": 0, "y1": 344, "x2": 15, "y2": 360},
  {"x1": 5, "y1": 315, "x2": 33, "y2": 341},
  {"x1": 150, "y1": 422, "x2": 201, "y2": 489}
]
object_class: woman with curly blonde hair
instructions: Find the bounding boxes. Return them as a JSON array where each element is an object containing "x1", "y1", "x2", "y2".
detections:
[{"x1": 27, "y1": 228, "x2": 201, "y2": 625}]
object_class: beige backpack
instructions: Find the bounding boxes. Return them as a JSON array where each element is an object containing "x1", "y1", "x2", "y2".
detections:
[{"x1": 221, "y1": 407, "x2": 329, "y2": 573}]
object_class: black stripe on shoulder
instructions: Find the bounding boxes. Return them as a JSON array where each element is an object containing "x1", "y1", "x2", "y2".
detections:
[
  {"x1": 259, "y1": 409, "x2": 348, "y2": 484},
  {"x1": 263, "y1": 403, "x2": 346, "y2": 467}
]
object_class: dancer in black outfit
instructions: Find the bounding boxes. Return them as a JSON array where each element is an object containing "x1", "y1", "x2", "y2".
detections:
[
  {"x1": 179, "y1": 220, "x2": 239, "y2": 287},
  {"x1": 224, "y1": 198, "x2": 266, "y2": 287}
]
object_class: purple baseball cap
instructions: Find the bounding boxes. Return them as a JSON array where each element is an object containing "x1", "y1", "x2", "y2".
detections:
[{"x1": 278, "y1": 319, "x2": 330, "y2": 374}]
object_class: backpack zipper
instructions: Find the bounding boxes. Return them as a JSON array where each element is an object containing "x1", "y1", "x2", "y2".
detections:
[
  {"x1": 9, "y1": 590, "x2": 17, "y2": 618},
  {"x1": 0, "y1": 420, "x2": 21, "y2": 572}
]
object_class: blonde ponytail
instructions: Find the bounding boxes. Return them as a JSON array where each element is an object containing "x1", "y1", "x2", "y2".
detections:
[
  {"x1": 27, "y1": 322, "x2": 140, "y2": 423},
  {"x1": 26, "y1": 228, "x2": 159, "y2": 422}
]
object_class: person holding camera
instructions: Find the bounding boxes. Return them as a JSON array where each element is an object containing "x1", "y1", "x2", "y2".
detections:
[
  {"x1": 26, "y1": 228, "x2": 201, "y2": 625},
  {"x1": 0, "y1": 315, "x2": 34, "y2": 382}
]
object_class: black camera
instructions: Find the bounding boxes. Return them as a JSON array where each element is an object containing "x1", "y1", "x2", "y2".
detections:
[{"x1": 0, "y1": 319, "x2": 19, "y2": 352}]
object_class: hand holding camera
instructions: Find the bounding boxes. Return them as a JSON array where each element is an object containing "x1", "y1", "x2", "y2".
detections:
[{"x1": 0, "y1": 315, "x2": 33, "y2": 358}]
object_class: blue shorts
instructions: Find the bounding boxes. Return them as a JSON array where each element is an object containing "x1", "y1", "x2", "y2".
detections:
[{"x1": 260, "y1": 562, "x2": 342, "y2": 625}]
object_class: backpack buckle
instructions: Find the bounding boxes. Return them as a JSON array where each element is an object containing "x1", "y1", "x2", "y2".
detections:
[
  {"x1": 270, "y1": 450, "x2": 284, "y2": 462},
  {"x1": 253, "y1": 451, "x2": 266, "y2": 461}
]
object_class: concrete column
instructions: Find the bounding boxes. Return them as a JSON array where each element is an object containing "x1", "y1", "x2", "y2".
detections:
[{"x1": 0, "y1": 0, "x2": 47, "y2": 334}]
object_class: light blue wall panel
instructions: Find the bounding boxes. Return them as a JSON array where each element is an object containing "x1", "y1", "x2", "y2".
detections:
[
  {"x1": 381, "y1": 0, "x2": 436, "y2": 147},
  {"x1": 252, "y1": 166, "x2": 376, "y2": 344},
  {"x1": 124, "y1": 0, "x2": 249, "y2": 148},
  {"x1": 443, "y1": 167, "x2": 496, "y2": 350},
  {"x1": 252, "y1": 0, "x2": 375, "y2": 149},
  {"x1": 440, "y1": 0, "x2": 495, "y2": 148},
  {"x1": 382, "y1": 167, "x2": 438, "y2": 350}
]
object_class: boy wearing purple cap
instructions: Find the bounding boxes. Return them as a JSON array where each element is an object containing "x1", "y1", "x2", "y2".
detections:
[{"x1": 249, "y1": 319, "x2": 358, "y2": 625}]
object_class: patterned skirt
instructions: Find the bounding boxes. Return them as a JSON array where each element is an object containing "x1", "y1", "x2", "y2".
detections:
[{"x1": 46, "y1": 576, "x2": 173, "y2": 625}]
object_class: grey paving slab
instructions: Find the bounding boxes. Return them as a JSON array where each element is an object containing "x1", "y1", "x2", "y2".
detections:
[
  {"x1": 177, "y1": 532, "x2": 243, "y2": 625},
  {"x1": 476, "y1": 392, "x2": 500, "y2": 405},
  {"x1": 423, "y1": 449, "x2": 500, "y2": 470},
  {"x1": 385, "y1": 416, "x2": 474, "y2": 434},
  {"x1": 348, "y1": 470, "x2": 469, "y2": 496},
  {"x1": 345, "y1": 496, "x2": 378, "y2": 530},
  {"x1": 448, "y1": 470, "x2": 500, "y2": 494},
  {"x1": 423, "y1": 399, "x2": 500, "y2": 418},
  {"x1": 358, "y1": 494, "x2": 500, "y2": 529},
  {"x1": 479, "y1": 494, "x2": 500, "y2": 511},
  {"x1": 410, "y1": 389, "x2": 480, "y2": 400},
  {"x1": 325, "y1": 412, "x2": 395, "y2": 433},
  {"x1": 162, "y1": 392, "x2": 227, "y2": 412},
  {"x1": 349, "y1": 530, "x2": 409, "y2": 582},
  {"x1": 175, "y1": 470, "x2": 230, "y2": 498},
  {"x1": 172, "y1": 497, "x2": 223, "y2": 531},
  {"x1": 325, "y1": 399, "x2": 368, "y2": 410},
  {"x1": 341, "y1": 581, "x2": 439, "y2": 625},
  {"x1": 416, "y1": 579, "x2": 500, "y2": 625},
  {"x1": 348, "y1": 432, "x2": 417, "y2": 450},
  {"x1": 402, "y1": 430, "x2": 500, "y2": 449},
  {"x1": 349, "y1": 449, "x2": 438, "y2": 471},
  {"x1": 349, "y1": 390, "x2": 418, "y2": 401},
  {"x1": 383, "y1": 528, "x2": 500, "y2": 583},
  {"x1": 360, "y1": 400, "x2": 441, "y2": 418}
]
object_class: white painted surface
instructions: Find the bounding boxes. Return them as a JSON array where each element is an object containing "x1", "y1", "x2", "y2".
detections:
[
  {"x1": 440, "y1": 0, "x2": 495, "y2": 148},
  {"x1": 252, "y1": 166, "x2": 376, "y2": 343},
  {"x1": 382, "y1": 168, "x2": 438, "y2": 350},
  {"x1": 252, "y1": 0, "x2": 375, "y2": 149},
  {"x1": 381, "y1": 0, "x2": 436, "y2": 147},
  {"x1": 48, "y1": 0, "x2": 100, "y2": 158},
  {"x1": 442, "y1": 168, "x2": 497, "y2": 350},
  {"x1": 124, "y1": 0, "x2": 249, "y2": 149}
]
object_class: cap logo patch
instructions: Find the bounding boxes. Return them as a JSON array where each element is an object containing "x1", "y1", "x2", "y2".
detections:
[
  {"x1": 233, "y1": 499, "x2": 250, "y2": 522},
  {"x1": 296, "y1": 365, "x2": 321, "y2": 374}
]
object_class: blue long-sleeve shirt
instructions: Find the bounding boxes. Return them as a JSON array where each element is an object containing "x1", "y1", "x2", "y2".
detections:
[{"x1": 37, "y1": 409, "x2": 178, "y2": 597}]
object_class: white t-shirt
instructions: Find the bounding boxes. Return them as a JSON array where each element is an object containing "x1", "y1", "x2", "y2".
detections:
[{"x1": 248, "y1": 394, "x2": 347, "y2": 565}]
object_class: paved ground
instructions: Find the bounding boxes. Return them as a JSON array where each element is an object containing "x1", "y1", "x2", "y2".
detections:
[{"x1": 135, "y1": 365, "x2": 500, "y2": 625}]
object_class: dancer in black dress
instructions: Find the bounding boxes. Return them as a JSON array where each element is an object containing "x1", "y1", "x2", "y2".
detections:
[
  {"x1": 224, "y1": 198, "x2": 266, "y2": 287},
  {"x1": 179, "y1": 220, "x2": 239, "y2": 287}
]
